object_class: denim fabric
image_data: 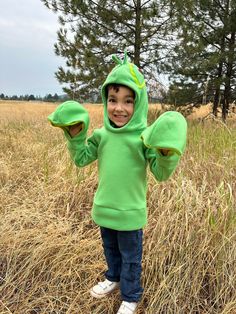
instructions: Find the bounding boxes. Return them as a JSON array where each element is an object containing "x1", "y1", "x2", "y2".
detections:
[{"x1": 100, "y1": 227, "x2": 143, "y2": 302}]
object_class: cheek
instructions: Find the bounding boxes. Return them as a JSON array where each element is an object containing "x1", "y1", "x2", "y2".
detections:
[
  {"x1": 107, "y1": 105, "x2": 113, "y2": 117},
  {"x1": 128, "y1": 106, "x2": 134, "y2": 116}
]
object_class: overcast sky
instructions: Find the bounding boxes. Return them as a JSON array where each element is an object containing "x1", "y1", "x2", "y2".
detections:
[{"x1": 0, "y1": 0, "x2": 64, "y2": 96}]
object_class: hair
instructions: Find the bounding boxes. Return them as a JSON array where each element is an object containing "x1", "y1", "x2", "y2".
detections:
[{"x1": 106, "y1": 84, "x2": 135, "y2": 98}]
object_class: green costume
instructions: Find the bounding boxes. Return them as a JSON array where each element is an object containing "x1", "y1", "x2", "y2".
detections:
[{"x1": 48, "y1": 53, "x2": 187, "y2": 231}]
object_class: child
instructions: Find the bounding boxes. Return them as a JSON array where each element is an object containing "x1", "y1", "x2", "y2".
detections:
[{"x1": 48, "y1": 52, "x2": 187, "y2": 314}]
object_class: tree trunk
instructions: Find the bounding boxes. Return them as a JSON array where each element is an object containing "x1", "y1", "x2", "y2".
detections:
[
  {"x1": 134, "y1": 0, "x2": 141, "y2": 67},
  {"x1": 213, "y1": 89, "x2": 220, "y2": 117},
  {"x1": 222, "y1": 31, "x2": 235, "y2": 122},
  {"x1": 213, "y1": 37, "x2": 225, "y2": 117}
]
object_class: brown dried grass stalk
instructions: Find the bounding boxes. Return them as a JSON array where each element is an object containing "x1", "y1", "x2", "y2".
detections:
[{"x1": 0, "y1": 101, "x2": 235, "y2": 313}]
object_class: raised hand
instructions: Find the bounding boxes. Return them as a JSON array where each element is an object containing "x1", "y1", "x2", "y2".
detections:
[{"x1": 68, "y1": 122, "x2": 84, "y2": 137}]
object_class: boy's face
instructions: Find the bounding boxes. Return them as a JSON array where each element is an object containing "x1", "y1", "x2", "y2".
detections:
[{"x1": 107, "y1": 85, "x2": 135, "y2": 127}]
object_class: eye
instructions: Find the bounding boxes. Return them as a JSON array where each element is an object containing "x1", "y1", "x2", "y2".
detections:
[
  {"x1": 126, "y1": 98, "x2": 134, "y2": 104},
  {"x1": 108, "y1": 97, "x2": 116, "y2": 103}
]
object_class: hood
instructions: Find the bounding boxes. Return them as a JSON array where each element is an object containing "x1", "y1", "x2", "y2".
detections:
[{"x1": 101, "y1": 51, "x2": 148, "y2": 133}]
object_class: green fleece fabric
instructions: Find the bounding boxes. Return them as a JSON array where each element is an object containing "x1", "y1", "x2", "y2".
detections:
[
  {"x1": 48, "y1": 100, "x2": 89, "y2": 135},
  {"x1": 141, "y1": 111, "x2": 187, "y2": 155},
  {"x1": 48, "y1": 53, "x2": 187, "y2": 231}
]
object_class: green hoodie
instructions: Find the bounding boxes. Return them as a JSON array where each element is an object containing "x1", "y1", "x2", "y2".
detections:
[{"x1": 48, "y1": 53, "x2": 187, "y2": 231}]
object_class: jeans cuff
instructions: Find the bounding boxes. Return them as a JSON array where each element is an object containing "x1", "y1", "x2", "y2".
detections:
[{"x1": 105, "y1": 273, "x2": 120, "y2": 283}]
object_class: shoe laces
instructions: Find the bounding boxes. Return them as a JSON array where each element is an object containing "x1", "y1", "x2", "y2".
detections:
[
  {"x1": 98, "y1": 279, "x2": 113, "y2": 290},
  {"x1": 118, "y1": 301, "x2": 137, "y2": 313}
]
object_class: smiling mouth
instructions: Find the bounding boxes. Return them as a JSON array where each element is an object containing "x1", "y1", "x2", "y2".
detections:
[{"x1": 114, "y1": 114, "x2": 127, "y2": 118}]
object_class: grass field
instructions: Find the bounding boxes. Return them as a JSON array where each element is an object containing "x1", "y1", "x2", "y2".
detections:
[{"x1": 0, "y1": 101, "x2": 236, "y2": 313}]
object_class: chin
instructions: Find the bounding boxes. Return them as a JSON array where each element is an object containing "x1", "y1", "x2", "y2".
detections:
[{"x1": 114, "y1": 121, "x2": 127, "y2": 127}]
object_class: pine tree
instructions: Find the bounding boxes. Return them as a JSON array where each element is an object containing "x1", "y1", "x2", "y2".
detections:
[
  {"x1": 41, "y1": 0, "x2": 175, "y2": 100},
  {"x1": 167, "y1": 0, "x2": 236, "y2": 120}
]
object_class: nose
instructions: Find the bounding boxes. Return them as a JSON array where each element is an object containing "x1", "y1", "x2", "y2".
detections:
[{"x1": 115, "y1": 102, "x2": 123, "y2": 111}]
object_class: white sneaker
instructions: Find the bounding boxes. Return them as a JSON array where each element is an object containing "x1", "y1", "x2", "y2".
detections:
[
  {"x1": 90, "y1": 279, "x2": 119, "y2": 299},
  {"x1": 117, "y1": 301, "x2": 138, "y2": 314}
]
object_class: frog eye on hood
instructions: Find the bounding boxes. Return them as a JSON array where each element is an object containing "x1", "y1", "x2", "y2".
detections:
[
  {"x1": 112, "y1": 50, "x2": 128, "y2": 65},
  {"x1": 111, "y1": 51, "x2": 145, "y2": 90}
]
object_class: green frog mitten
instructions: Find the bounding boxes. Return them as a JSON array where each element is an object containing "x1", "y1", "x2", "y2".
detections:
[
  {"x1": 48, "y1": 100, "x2": 99, "y2": 167},
  {"x1": 141, "y1": 111, "x2": 187, "y2": 156},
  {"x1": 47, "y1": 100, "x2": 89, "y2": 139}
]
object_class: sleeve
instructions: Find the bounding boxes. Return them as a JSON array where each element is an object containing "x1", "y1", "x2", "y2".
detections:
[
  {"x1": 141, "y1": 111, "x2": 187, "y2": 182},
  {"x1": 145, "y1": 147, "x2": 180, "y2": 182},
  {"x1": 47, "y1": 100, "x2": 99, "y2": 167},
  {"x1": 65, "y1": 130, "x2": 99, "y2": 167}
]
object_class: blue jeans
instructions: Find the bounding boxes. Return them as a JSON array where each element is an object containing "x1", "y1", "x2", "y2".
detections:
[{"x1": 100, "y1": 227, "x2": 143, "y2": 302}]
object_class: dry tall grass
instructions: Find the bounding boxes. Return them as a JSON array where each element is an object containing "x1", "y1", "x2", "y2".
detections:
[{"x1": 0, "y1": 101, "x2": 235, "y2": 314}]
